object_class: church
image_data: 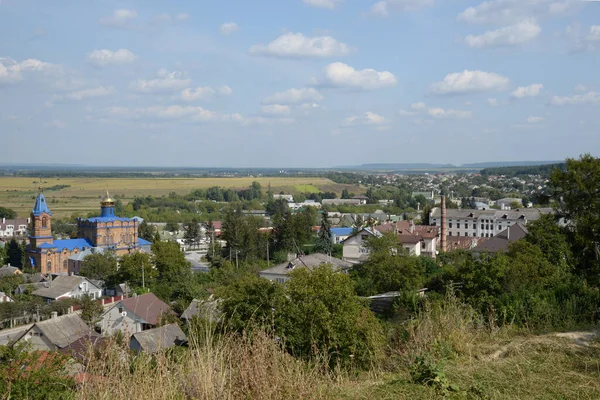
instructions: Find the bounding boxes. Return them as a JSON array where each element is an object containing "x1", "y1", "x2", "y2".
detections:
[{"x1": 26, "y1": 190, "x2": 151, "y2": 275}]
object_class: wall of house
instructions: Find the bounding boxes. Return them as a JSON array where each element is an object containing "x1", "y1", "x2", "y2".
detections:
[
  {"x1": 430, "y1": 216, "x2": 518, "y2": 238},
  {"x1": 129, "y1": 336, "x2": 143, "y2": 352},
  {"x1": 101, "y1": 303, "x2": 142, "y2": 336},
  {"x1": 258, "y1": 272, "x2": 289, "y2": 283},
  {"x1": 18, "y1": 327, "x2": 55, "y2": 351},
  {"x1": 342, "y1": 235, "x2": 371, "y2": 263}
]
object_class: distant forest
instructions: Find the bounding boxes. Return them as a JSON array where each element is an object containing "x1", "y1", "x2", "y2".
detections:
[{"x1": 480, "y1": 163, "x2": 565, "y2": 177}]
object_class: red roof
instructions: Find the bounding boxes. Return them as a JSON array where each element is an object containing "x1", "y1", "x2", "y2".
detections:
[
  {"x1": 376, "y1": 221, "x2": 439, "y2": 240},
  {"x1": 119, "y1": 293, "x2": 172, "y2": 326}
]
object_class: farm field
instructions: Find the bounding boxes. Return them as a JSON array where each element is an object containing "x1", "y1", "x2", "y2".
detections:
[{"x1": 0, "y1": 176, "x2": 362, "y2": 218}]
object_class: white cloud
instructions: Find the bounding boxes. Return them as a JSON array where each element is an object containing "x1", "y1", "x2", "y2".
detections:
[
  {"x1": 550, "y1": 91, "x2": 600, "y2": 105},
  {"x1": 511, "y1": 83, "x2": 543, "y2": 98},
  {"x1": 411, "y1": 101, "x2": 426, "y2": 110},
  {"x1": 107, "y1": 105, "x2": 241, "y2": 122},
  {"x1": 249, "y1": 33, "x2": 353, "y2": 58},
  {"x1": 369, "y1": 0, "x2": 434, "y2": 16},
  {"x1": 99, "y1": 9, "x2": 137, "y2": 28},
  {"x1": 429, "y1": 70, "x2": 510, "y2": 94},
  {"x1": 427, "y1": 108, "x2": 472, "y2": 119},
  {"x1": 574, "y1": 84, "x2": 588, "y2": 93},
  {"x1": 263, "y1": 88, "x2": 324, "y2": 105},
  {"x1": 261, "y1": 104, "x2": 291, "y2": 115},
  {"x1": 465, "y1": 19, "x2": 541, "y2": 48},
  {"x1": 131, "y1": 69, "x2": 191, "y2": 93},
  {"x1": 88, "y1": 49, "x2": 137, "y2": 67},
  {"x1": 242, "y1": 116, "x2": 295, "y2": 126},
  {"x1": 220, "y1": 22, "x2": 239, "y2": 36},
  {"x1": 53, "y1": 86, "x2": 116, "y2": 101},
  {"x1": 181, "y1": 87, "x2": 215, "y2": 101},
  {"x1": 45, "y1": 119, "x2": 68, "y2": 129},
  {"x1": 218, "y1": 86, "x2": 233, "y2": 96},
  {"x1": 458, "y1": 0, "x2": 576, "y2": 26},
  {"x1": 588, "y1": 25, "x2": 600, "y2": 41},
  {"x1": 0, "y1": 57, "x2": 58, "y2": 84},
  {"x1": 399, "y1": 109, "x2": 417, "y2": 116},
  {"x1": 527, "y1": 116, "x2": 544, "y2": 123},
  {"x1": 313, "y1": 62, "x2": 397, "y2": 90},
  {"x1": 303, "y1": 0, "x2": 344, "y2": 9},
  {"x1": 488, "y1": 97, "x2": 499, "y2": 106},
  {"x1": 343, "y1": 111, "x2": 386, "y2": 125},
  {"x1": 399, "y1": 102, "x2": 426, "y2": 116},
  {"x1": 151, "y1": 13, "x2": 190, "y2": 25}
]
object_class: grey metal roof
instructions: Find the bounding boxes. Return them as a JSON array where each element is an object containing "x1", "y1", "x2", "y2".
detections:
[
  {"x1": 430, "y1": 207, "x2": 553, "y2": 220},
  {"x1": 130, "y1": 323, "x2": 187, "y2": 353},
  {"x1": 0, "y1": 265, "x2": 21, "y2": 277},
  {"x1": 24, "y1": 313, "x2": 93, "y2": 348},
  {"x1": 32, "y1": 276, "x2": 101, "y2": 300},
  {"x1": 472, "y1": 223, "x2": 528, "y2": 253},
  {"x1": 181, "y1": 298, "x2": 222, "y2": 322},
  {"x1": 259, "y1": 253, "x2": 352, "y2": 278}
]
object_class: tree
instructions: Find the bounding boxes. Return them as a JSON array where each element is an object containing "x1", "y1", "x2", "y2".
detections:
[
  {"x1": 550, "y1": 154, "x2": 600, "y2": 282},
  {"x1": 165, "y1": 221, "x2": 179, "y2": 233},
  {"x1": 80, "y1": 294, "x2": 103, "y2": 327},
  {"x1": 314, "y1": 212, "x2": 333, "y2": 255},
  {"x1": 420, "y1": 203, "x2": 432, "y2": 225},
  {"x1": 79, "y1": 252, "x2": 117, "y2": 283},
  {"x1": 117, "y1": 252, "x2": 156, "y2": 288},
  {"x1": 525, "y1": 214, "x2": 573, "y2": 269},
  {"x1": 183, "y1": 218, "x2": 201, "y2": 249},
  {"x1": 152, "y1": 240, "x2": 190, "y2": 280},
  {"x1": 0, "y1": 206, "x2": 16, "y2": 219},
  {"x1": 138, "y1": 221, "x2": 156, "y2": 242},
  {"x1": 341, "y1": 189, "x2": 351, "y2": 199},
  {"x1": 281, "y1": 265, "x2": 385, "y2": 368},
  {"x1": 5, "y1": 239, "x2": 24, "y2": 268},
  {"x1": 352, "y1": 215, "x2": 364, "y2": 233}
]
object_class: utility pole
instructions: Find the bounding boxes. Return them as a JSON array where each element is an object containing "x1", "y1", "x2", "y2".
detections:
[
  {"x1": 235, "y1": 250, "x2": 239, "y2": 269},
  {"x1": 266, "y1": 237, "x2": 270, "y2": 267},
  {"x1": 142, "y1": 260, "x2": 145, "y2": 289}
]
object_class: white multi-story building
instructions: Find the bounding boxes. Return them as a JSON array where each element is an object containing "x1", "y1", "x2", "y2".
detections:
[
  {"x1": 429, "y1": 207, "x2": 553, "y2": 238},
  {"x1": 0, "y1": 218, "x2": 30, "y2": 238}
]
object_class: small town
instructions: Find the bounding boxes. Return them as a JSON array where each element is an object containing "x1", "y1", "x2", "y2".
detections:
[{"x1": 1, "y1": 1, "x2": 599, "y2": 399}]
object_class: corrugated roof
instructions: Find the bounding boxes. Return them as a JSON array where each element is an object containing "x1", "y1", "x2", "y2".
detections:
[
  {"x1": 181, "y1": 298, "x2": 222, "y2": 322},
  {"x1": 38, "y1": 238, "x2": 94, "y2": 251},
  {"x1": 259, "y1": 253, "x2": 352, "y2": 278},
  {"x1": 130, "y1": 323, "x2": 187, "y2": 353},
  {"x1": 472, "y1": 223, "x2": 528, "y2": 253},
  {"x1": 32, "y1": 276, "x2": 101, "y2": 300},
  {"x1": 27, "y1": 314, "x2": 93, "y2": 348},
  {"x1": 119, "y1": 293, "x2": 172, "y2": 325}
]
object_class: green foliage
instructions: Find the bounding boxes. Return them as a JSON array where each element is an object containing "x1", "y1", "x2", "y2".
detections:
[
  {"x1": 0, "y1": 342, "x2": 75, "y2": 399},
  {"x1": 183, "y1": 218, "x2": 202, "y2": 248},
  {"x1": 5, "y1": 239, "x2": 25, "y2": 268},
  {"x1": 151, "y1": 240, "x2": 190, "y2": 280},
  {"x1": 117, "y1": 252, "x2": 156, "y2": 288},
  {"x1": 164, "y1": 221, "x2": 180, "y2": 233},
  {"x1": 80, "y1": 294, "x2": 104, "y2": 327},
  {"x1": 0, "y1": 274, "x2": 26, "y2": 295},
  {"x1": 271, "y1": 206, "x2": 317, "y2": 254},
  {"x1": 80, "y1": 252, "x2": 117, "y2": 283},
  {"x1": 221, "y1": 206, "x2": 269, "y2": 263},
  {"x1": 410, "y1": 355, "x2": 459, "y2": 396},
  {"x1": 314, "y1": 212, "x2": 333, "y2": 255},
  {"x1": 138, "y1": 220, "x2": 156, "y2": 242},
  {"x1": 0, "y1": 206, "x2": 17, "y2": 219}
]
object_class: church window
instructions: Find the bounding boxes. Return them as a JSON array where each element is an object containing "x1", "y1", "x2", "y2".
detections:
[
  {"x1": 63, "y1": 260, "x2": 68, "y2": 271},
  {"x1": 42, "y1": 217, "x2": 47, "y2": 228}
]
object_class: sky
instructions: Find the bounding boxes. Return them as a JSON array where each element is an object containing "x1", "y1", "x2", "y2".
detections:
[{"x1": 0, "y1": 0, "x2": 599, "y2": 168}]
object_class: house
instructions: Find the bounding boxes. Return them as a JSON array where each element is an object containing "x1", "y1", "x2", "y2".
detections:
[
  {"x1": 495, "y1": 197, "x2": 523, "y2": 210},
  {"x1": 0, "y1": 217, "x2": 30, "y2": 238},
  {"x1": 472, "y1": 223, "x2": 528, "y2": 256},
  {"x1": 352, "y1": 195, "x2": 369, "y2": 205},
  {"x1": 16, "y1": 312, "x2": 95, "y2": 351},
  {"x1": 0, "y1": 291, "x2": 14, "y2": 303},
  {"x1": 181, "y1": 297, "x2": 222, "y2": 324},
  {"x1": 321, "y1": 199, "x2": 362, "y2": 206},
  {"x1": 288, "y1": 200, "x2": 322, "y2": 210},
  {"x1": 259, "y1": 253, "x2": 352, "y2": 283},
  {"x1": 129, "y1": 323, "x2": 187, "y2": 353},
  {"x1": 100, "y1": 293, "x2": 172, "y2": 336},
  {"x1": 0, "y1": 264, "x2": 23, "y2": 277},
  {"x1": 32, "y1": 275, "x2": 103, "y2": 303},
  {"x1": 273, "y1": 194, "x2": 294, "y2": 203},
  {"x1": 330, "y1": 227, "x2": 354, "y2": 244},
  {"x1": 342, "y1": 227, "x2": 382, "y2": 264},
  {"x1": 60, "y1": 335, "x2": 109, "y2": 364}
]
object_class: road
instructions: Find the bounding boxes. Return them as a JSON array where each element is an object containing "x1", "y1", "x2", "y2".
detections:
[
  {"x1": 185, "y1": 251, "x2": 210, "y2": 273},
  {"x1": 0, "y1": 324, "x2": 32, "y2": 346}
]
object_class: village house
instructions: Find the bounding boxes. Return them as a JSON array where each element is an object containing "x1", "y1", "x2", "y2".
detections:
[
  {"x1": 472, "y1": 223, "x2": 528, "y2": 256},
  {"x1": 0, "y1": 264, "x2": 23, "y2": 277},
  {"x1": 0, "y1": 217, "x2": 30, "y2": 238},
  {"x1": 0, "y1": 291, "x2": 14, "y2": 303},
  {"x1": 129, "y1": 323, "x2": 187, "y2": 353},
  {"x1": 31, "y1": 275, "x2": 103, "y2": 303},
  {"x1": 100, "y1": 292, "x2": 172, "y2": 336},
  {"x1": 181, "y1": 297, "x2": 222, "y2": 324},
  {"x1": 259, "y1": 253, "x2": 352, "y2": 283},
  {"x1": 16, "y1": 313, "x2": 94, "y2": 351}
]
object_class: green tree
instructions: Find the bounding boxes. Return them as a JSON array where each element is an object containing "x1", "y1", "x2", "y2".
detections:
[
  {"x1": 183, "y1": 218, "x2": 201, "y2": 249},
  {"x1": 165, "y1": 221, "x2": 179, "y2": 233},
  {"x1": 421, "y1": 203, "x2": 432, "y2": 225},
  {"x1": 0, "y1": 207, "x2": 16, "y2": 219},
  {"x1": 152, "y1": 240, "x2": 190, "y2": 280},
  {"x1": 79, "y1": 252, "x2": 117, "y2": 283},
  {"x1": 138, "y1": 220, "x2": 156, "y2": 242},
  {"x1": 525, "y1": 214, "x2": 573, "y2": 269},
  {"x1": 117, "y1": 252, "x2": 156, "y2": 288},
  {"x1": 314, "y1": 212, "x2": 333, "y2": 255},
  {"x1": 80, "y1": 294, "x2": 104, "y2": 327},
  {"x1": 5, "y1": 239, "x2": 24, "y2": 268},
  {"x1": 281, "y1": 265, "x2": 385, "y2": 368}
]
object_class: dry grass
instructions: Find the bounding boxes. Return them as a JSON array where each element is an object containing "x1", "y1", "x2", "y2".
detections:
[{"x1": 0, "y1": 176, "x2": 360, "y2": 218}]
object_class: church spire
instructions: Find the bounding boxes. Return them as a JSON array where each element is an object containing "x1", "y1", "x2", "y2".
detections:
[{"x1": 32, "y1": 180, "x2": 52, "y2": 217}]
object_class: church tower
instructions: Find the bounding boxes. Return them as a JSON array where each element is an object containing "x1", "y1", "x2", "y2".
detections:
[
  {"x1": 100, "y1": 190, "x2": 116, "y2": 218},
  {"x1": 29, "y1": 186, "x2": 53, "y2": 249}
]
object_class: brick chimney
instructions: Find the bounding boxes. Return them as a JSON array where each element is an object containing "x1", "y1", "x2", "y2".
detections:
[{"x1": 441, "y1": 195, "x2": 447, "y2": 253}]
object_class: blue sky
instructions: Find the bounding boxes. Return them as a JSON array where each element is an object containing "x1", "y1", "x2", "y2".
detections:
[{"x1": 0, "y1": 0, "x2": 599, "y2": 167}]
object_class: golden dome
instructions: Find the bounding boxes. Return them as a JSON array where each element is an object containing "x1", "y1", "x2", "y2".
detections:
[{"x1": 101, "y1": 190, "x2": 116, "y2": 205}]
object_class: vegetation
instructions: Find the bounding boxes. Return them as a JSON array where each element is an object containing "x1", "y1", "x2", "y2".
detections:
[{"x1": 481, "y1": 163, "x2": 565, "y2": 177}]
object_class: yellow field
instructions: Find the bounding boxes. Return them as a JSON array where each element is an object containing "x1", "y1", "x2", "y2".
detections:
[{"x1": 0, "y1": 176, "x2": 360, "y2": 218}]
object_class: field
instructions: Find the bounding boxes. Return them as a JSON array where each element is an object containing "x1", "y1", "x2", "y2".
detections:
[{"x1": 0, "y1": 176, "x2": 361, "y2": 218}]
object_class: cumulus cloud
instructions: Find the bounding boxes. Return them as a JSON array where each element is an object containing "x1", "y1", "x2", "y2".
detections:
[
  {"x1": 427, "y1": 108, "x2": 472, "y2": 119},
  {"x1": 458, "y1": 0, "x2": 579, "y2": 26},
  {"x1": 511, "y1": 83, "x2": 543, "y2": 98},
  {"x1": 181, "y1": 85, "x2": 231, "y2": 101},
  {"x1": 249, "y1": 33, "x2": 353, "y2": 58},
  {"x1": 151, "y1": 13, "x2": 189, "y2": 24},
  {"x1": 131, "y1": 69, "x2": 191, "y2": 93},
  {"x1": 588, "y1": 25, "x2": 600, "y2": 41},
  {"x1": 303, "y1": 0, "x2": 344, "y2": 9},
  {"x1": 220, "y1": 22, "x2": 239, "y2": 36},
  {"x1": 550, "y1": 91, "x2": 600, "y2": 105},
  {"x1": 488, "y1": 98, "x2": 499, "y2": 106},
  {"x1": 574, "y1": 84, "x2": 588, "y2": 93},
  {"x1": 368, "y1": 0, "x2": 434, "y2": 16},
  {"x1": 0, "y1": 57, "x2": 58, "y2": 84},
  {"x1": 52, "y1": 86, "x2": 116, "y2": 102},
  {"x1": 261, "y1": 104, "x2": 291, "y2": 115},
  {"x1": 88, "y1": 49, "x2": 137, "y2": 67},
  {"x1": 218, "y1": 86, "x2": 233, "y2": 96},
  {"x1": 399, "y1": 102, "x2": 426, "y2": 116},
  {"x1": 99, "y1": 9, "x2": 137, "y2": 28},
  {"x1": 527, "y1": 116, "x2": 544, "y2": 123},
  {"x1": 263, "y1": 88, "x2": 324, "y2": 105},
  {"x1": 312, "y1": 62, "x2": 397, "y2": 90},
  {"x1": 465, "y1": 19, "x2": 541, "y2": 48},
  {"x1": 429, "y1": 70, "x2": 510, "y2": 95},
  {"x1": 343, "y1": 111, "x2": 386, "y2": 125},
  {"x1": 107, "y1": 104, "x2": 242, "y2": 122}
]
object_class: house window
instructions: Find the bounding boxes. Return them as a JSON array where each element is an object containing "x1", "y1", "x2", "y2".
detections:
[
  {"x1": 472, "y1": 224, "x2": 476, "y2": 229},
  {"x1": 449, "y1": 223, "x2": 453, "y2": 228},
  {"x1": 82, "y1": 281, "x2": 88, "y2": 292},
  {"x1": 118, "y1": 307, "x2": 124, "y2": 314},
  {"x1": 457, "y1": 223, "x2": 460, "y2": 229},
  {"x1": 448, "y1": 232, "x2": 452, "y2": 236},
  {"x1": 421, "y1": 241, "x2": 426, "y2": 250},
  {"x1": 473, "y1": 232, "x2": 476, "y2": 237},
  {"x1": 63, "y1": 260, "x2": 67, "y2": 271}
]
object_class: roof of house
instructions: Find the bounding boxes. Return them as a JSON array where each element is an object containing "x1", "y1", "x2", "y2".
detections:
[
  {"x1": 496, "y1": 197, "x2": 523, "y2": 204},
  {"x1": 130, "y1": 323, "x2": 187, "y2": 353},
  {"x1": 331, "y1": 227, "x2": 354, "y2": 236},
  {"x1": 259, "y1": 253, "x2": 352, "y2": 277},
  {"x1": 375, "y1": 221, "x2": 439, "y2": 242},
  {"x1": 32, "y1": 193, "x2": 52, "y2": 216},
  {"x1": 32, "y1": 276, "x2": 101, "y2": 300},
  {"x1": 0, "y1": 265, "x2": 22, "y2": 277},
  {"x1": 446, "y1": 236, "x2": 488, "y2": 251},
  {"x1": 118, "y1": 293, "x2": 172, "y2": 325},
  {"x1": 60, "y1": 334, "x2": 109, "y2": 362},
  {"x1": 472, "y1": 223, "x2": 528, "y2": 253},
  {"x1": 21, "y1": 313, "x2": 94, "y2": 349},
  {"x1": 181, "y1": 298, "x2": 222, "y2": 322},
  {"x1": 138, "y1": 238, "x2": 152, "y2": 246},
  {"x1": 430, "y1": 207, "x2": 552, "y2": 220},
  {"x1": 0, "y1": 218, "x2": 29, "y2": 231},
  {"x1": 38, "y1": 238, "x2": 94, "y2": 251}
]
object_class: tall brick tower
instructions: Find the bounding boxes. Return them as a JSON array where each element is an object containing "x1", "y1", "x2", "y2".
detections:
[{"x1": 29, "y1": 186, "x2": 53, "y2": 249}]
